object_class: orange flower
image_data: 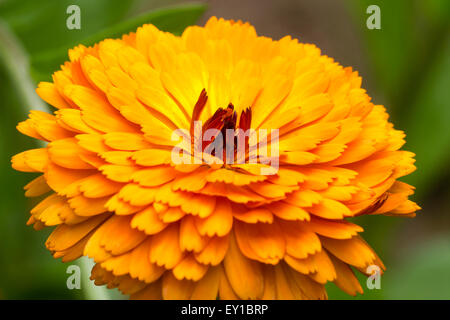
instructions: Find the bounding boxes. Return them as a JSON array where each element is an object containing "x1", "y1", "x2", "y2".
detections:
[{"x1": 11, "y1": 17, "x2": 419, "y2": 299}]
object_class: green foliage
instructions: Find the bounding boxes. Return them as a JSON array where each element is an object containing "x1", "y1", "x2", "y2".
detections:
[
  {"x1": 401, "y1": 41, "x2": 450, "y2": 196},
  {"x1": 348, "y1": 0, "x2": 450, "y2": 200},
  {"x1": 30, "y1": 3, "x2": 207, "y2": 81},
  {"x1": 0, "y1": 0, "x2": 137, "y2": 54},
  {"x1": 384, "y1": 236, "x2": 450, "y2": 299}
]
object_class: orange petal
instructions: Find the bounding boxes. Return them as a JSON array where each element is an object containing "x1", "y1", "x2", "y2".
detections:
[
  {"x1": 267, "y1": 201, "x2": 310, "y2": 221},
  {"x1": 132, "y1": 166, "x2": 178, "y2": 187},
  {"x1": 321, "y1": 236, "x2": 377, "y2": 269},
  {"x1": 194, "y1": 235, "x2": 229, "y2": 266},
  {"x1": 180, "y1": 216, "x2": 208, "y2": 252},
  {"x1": 149, "y1": 223, "x2": 184, "y2": 269},
  {"x1": 329, "y1": 254, "x2": 363, "y2": 296},
  {"x1": 129, "y1": 238, "x2": 165, "y2": 283},
  {"x1": 24, "y1": 175, "x2": 51, "y2": 197},
  {"x1": 12, "y1": 148, "x2": 49, "y2": 172},
  {"x1": 190, "y1": 266, "x2": 221, "y2": 300},
  {"x1": 279, "y1": 219, "x2": 321, "y2": 259},
  {"x1": 130, "y1": 280, "x2": 163, "y2": 300},
  {"x1": 46, "y1": 214, "x2": 109, "y2": 251},
  {"x1": 99, "y1": 215, "x2": 147, "y2": 255},
  {"x1": 300, "y1": 217, "x2": 363, "y2": 239},
  {"x1": 195, "y1": 199, "x2": 233, "y2": 237},
  {"x1": 173, "y1": 255, "x2": 208, "y2": 281},
  {"x1": 285, "y1": 249, "x2": 336, "y2": 283},
  {"x1": 235, "y1": 220, "x2": 285, "y2": 264},
  {"x1": 223, "y1": 232, "x2": 264, "y2": 299},
  {"x1": 162, "y1": 272, "x2": 195, "y2": 300}
]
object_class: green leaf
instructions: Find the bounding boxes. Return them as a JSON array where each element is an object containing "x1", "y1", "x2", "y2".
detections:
[
  {"x1": 30, "y1": 3, "x2": 207, "y2": 81},
  {"x1": 383, "y1": 235, "x2": 450, "y2": 299},
  {"x1": 347, "y1": 0, "x2": 450, "y2": 117},
  {"x1": 347, "y1": 0, "x2": 417, "y2": 106},
  {"x1": 400, "y1": 39, "x2": 450, "y2": 198},
  {"x1": 347, "y1": 0, "x2": 450, "y2": 199},
  {"x1": 0, "y1": 0, "x2": 138, "y2": 55},
  {"x1": 80, "y1": 2, "x2": 207, "y2": 39}
]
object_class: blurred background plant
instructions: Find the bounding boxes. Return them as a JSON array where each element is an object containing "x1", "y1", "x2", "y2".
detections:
[{"x1": 0, "y1": 0, "x2": 448, "y2": 299}]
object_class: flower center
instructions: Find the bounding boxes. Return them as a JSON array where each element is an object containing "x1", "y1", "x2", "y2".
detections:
[{"x1": 190, "y1": 89, "x2": 252, "y2": 163}]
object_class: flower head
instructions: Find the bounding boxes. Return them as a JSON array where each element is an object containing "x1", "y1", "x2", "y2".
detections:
[{"x1": 12, "y1": 17, "x2": 419, "y2": 299}]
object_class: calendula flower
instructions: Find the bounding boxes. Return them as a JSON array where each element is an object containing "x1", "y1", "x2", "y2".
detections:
[{"x1": 11, "y1": 17, "x2": 419, "y2": 300}]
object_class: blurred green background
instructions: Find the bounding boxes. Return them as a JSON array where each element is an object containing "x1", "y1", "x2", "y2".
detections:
[{"x1": 0, "y1": 0, "x2": 449, "y2": 299}]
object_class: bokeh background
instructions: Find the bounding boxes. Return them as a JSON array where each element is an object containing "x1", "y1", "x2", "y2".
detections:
[{"x1": 0, "y1": 0, "x2": 449, "y2": 299}]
